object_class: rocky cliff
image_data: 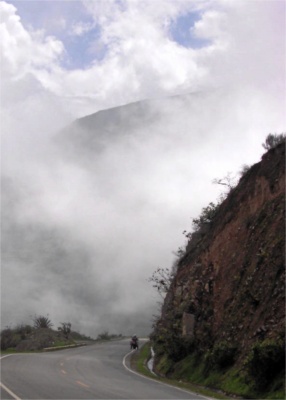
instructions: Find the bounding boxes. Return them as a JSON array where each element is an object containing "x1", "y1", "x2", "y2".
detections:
[{"x1": 152, "y1": 142, "x2": 285, "y2": 397}]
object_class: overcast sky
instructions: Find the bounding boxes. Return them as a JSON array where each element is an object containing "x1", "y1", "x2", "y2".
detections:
[{"x1": 1, "y1": 0, "x2": 285, "y2": 337}]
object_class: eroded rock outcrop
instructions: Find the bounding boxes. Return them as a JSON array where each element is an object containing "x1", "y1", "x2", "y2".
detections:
[{"x1": 153, "y1": 142, "x2": 285, "y2": 378}]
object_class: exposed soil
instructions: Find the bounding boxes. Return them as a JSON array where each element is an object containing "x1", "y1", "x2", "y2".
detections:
[{"x1": 157, "y1": 142, "x2": 285, "y2": 364}]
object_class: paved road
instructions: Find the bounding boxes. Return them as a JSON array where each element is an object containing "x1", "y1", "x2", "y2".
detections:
[{"x1": 1, "y1": 340, "x2": 210, "y2": 399}]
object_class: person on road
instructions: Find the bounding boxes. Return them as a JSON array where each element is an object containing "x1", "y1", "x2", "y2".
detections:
[{"x1": 130, "y1": 334, "x2": 139, "y2": 349}]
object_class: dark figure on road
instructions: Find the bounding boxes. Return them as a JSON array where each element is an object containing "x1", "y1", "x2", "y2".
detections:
[{"x1": 130, "y1": 334, "x2": 139, "y2": 350}]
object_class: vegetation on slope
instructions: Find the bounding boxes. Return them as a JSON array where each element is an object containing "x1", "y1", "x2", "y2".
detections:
[{"x1": 0, "y1": 314, "x2": 124, "y2": 352}]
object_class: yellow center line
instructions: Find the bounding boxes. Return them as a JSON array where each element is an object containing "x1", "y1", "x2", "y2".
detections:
[{"x1": 76, "y1": 380, "x2": 90, "y2": 388}]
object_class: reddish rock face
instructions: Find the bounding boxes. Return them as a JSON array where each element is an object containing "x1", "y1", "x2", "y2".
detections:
[{"x1": 159, "y1": 142, "x2": 285, "y2": 361}]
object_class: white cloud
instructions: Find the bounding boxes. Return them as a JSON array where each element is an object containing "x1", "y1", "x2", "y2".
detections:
[
  {"x1": 70, "y1": 20, "x2": 94, "y2": 36},
  {"x1": 1, "y1": 0, "x2": 285, "y2": 336},
  {"x1": 0, "y1": 1, "x2": 64, "y2": 80},
  {"x1": 2, "y1": 0, "x2": 284, "y2": 117},
  {"x1": 193, "y1": 9, "x2": 228, "y2": 42},
  {"x1": 195, "y1": 0, "x2": 285, "y2": 92}
]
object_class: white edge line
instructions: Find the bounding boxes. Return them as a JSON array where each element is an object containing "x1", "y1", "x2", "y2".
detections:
[
  {"x1": 0, "y1": 355, "x2": 22, "y2": 400},
  {"x1": 0, "y1": 382, "x2": 21, "y2": 400},
  {"x1": 122, "y1": 350, "x2": 212, "y2": 400}
]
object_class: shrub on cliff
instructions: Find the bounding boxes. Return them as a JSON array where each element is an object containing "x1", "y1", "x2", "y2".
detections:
[
  {"x1": 204, "y1": 341, "x2": 238, "y2": 372},
  {"x1": 245, "y1": 339, "x2": 285, "y2": 390},
  {"x1": 192, "y1": 202, "x2": 220, "y2": 231},
  {"x1": 262, "y1": 133, "x2": 285, "y2": 150},
  {"x1": 153, "y1": 326, "x2": 196, "y2": 363},
  {"x1": 166, "y1": 335, "x2": 196, "y2": 362}
]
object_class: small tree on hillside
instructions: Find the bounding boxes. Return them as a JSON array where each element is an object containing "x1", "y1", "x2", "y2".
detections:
[
  {"x1": 262, "y1": 133, "x2": 285, "y2": 150},
  {"x1": 33, "y1": 314, "x2": 53, "y2": 329},
  {"x1": 192, "y1": 202, "x2": 220, "y2": 231},
  {"x1": 239, "y1": 164, "x2": 251, "y2": 177},
  {"x1": 148, "y1": 267, "x2": 175, "y2": 298},
  {"x1": 212, "y1": 172, "x2": 237, "y2": 191},
  {"x1": 58, "y1": 322, "x2": 71, "y2": 339}
]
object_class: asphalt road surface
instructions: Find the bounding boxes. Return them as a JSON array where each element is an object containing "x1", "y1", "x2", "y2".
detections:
[{"x1": 1, "y1": 339, "x2": 210, "y2": 399}]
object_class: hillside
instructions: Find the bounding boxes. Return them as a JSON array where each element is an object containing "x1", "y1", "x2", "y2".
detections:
[{"x1": 151, "y1": 142, "x2": 285, "y2": 399}]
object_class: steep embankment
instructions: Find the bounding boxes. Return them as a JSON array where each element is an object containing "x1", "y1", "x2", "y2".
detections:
[{"x1": 152, "y1": 142, "x2": 285, "y2": 398}]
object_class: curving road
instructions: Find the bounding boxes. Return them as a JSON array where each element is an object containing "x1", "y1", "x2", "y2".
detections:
[{"x1": 1, "y1": 339, "x2": 210, "y2": 399}]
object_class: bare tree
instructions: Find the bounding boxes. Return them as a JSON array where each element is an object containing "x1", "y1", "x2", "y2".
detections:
[
  {"x1": 148, "y1": 267, "x2": 174, "y2": 298},
  {"x1": 212, "y1": 172, "x2": 237, "y2": 191}
]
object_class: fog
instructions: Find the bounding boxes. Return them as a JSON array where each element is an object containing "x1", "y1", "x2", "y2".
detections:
[
  {"x1": 2, "y1": 87, "x2": 284, "y2": 337},
  {"x1": 1, "y1": 0, "x2": 285, "y2": 337}
]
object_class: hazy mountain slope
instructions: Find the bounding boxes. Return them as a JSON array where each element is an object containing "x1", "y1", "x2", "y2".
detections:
[{"x1": 56, "y1": 89, "x2": 267, "y2": 165}]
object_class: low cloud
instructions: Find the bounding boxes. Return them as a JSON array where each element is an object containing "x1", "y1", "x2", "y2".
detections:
[
  {"x1": 2, "y1": 88, "x2": 284, "y2": 337},
  {"x1": 1, "y1": 0, "x2": 285, "y2": 337}
]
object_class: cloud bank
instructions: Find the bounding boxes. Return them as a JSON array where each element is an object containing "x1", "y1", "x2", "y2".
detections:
[{"x1": 1, "y1": 0, "x2": 285, "y2": 336}]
